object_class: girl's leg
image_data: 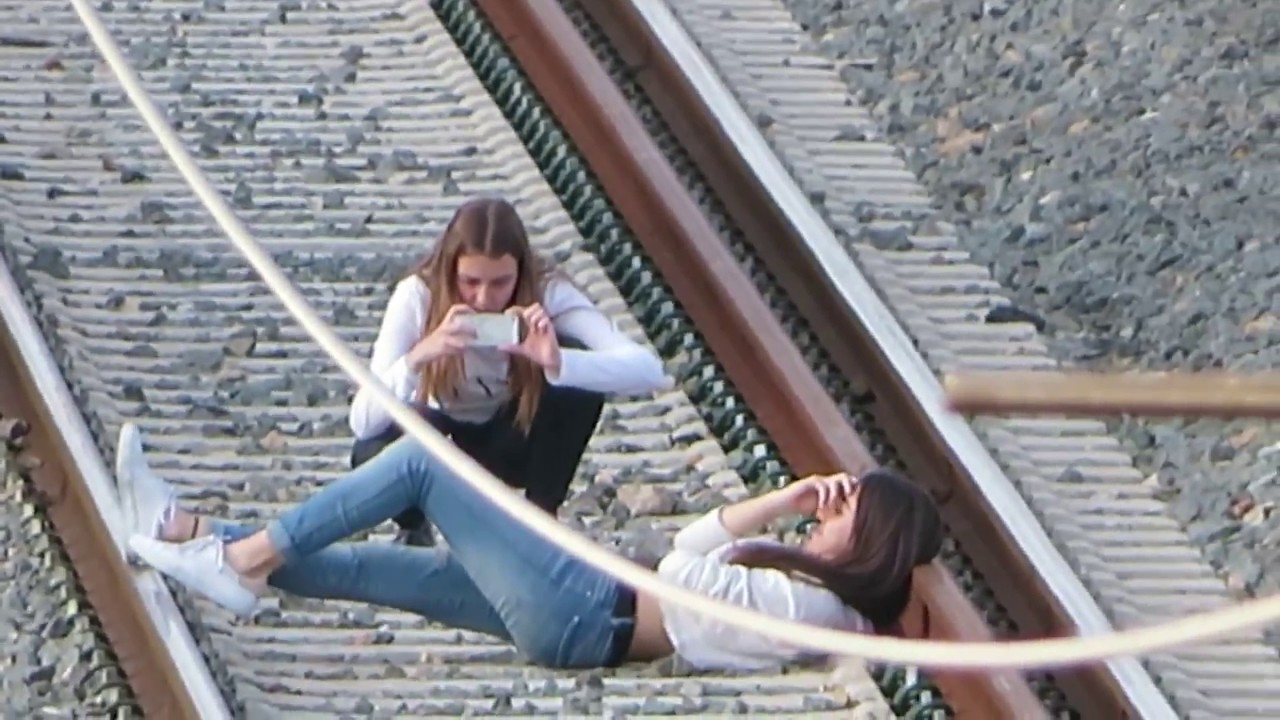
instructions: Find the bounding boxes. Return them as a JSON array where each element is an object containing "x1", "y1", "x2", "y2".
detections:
[
  {"x1": 129, "y1": 435, "x2": 631, "y2": 668},
  {"x1": 348, "y1": 425, "x2": 404, "y2": 469},
  {"x1": 208, "y1": 521, "x2": 509, "y2": 639},
  {"x1": 453, "y1": 336, "x2": 605, "y2": 516},
  {"x1": 520, "y1": 384, "x2": 605, "y2": 514},
  {"x1": 448, "y1": 416, "x2": 525, "y2": 493},
  {"x1": 135, "y1": 507, "x2": 511, "y2": 639},
  {"x1": 349, "y1": 405, "x2": 463, "y2": 547}
]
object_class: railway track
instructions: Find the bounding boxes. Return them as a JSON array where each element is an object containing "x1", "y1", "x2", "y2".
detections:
[{"x1": 1, "y1": 0, "x2": 1277, "y2": 718}]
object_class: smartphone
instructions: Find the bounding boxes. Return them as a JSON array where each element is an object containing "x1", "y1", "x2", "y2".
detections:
[{"x1": 463, "y1": 313, "x2": 520, "y2": 347}]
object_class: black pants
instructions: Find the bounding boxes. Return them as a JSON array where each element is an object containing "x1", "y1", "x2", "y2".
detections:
[{"x1": 349, "y1": 340, "x2": 606, "y2": 529}]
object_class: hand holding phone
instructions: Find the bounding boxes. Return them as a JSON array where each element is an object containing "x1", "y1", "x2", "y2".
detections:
[
  {"x1": 407, "y1": 304, "x2": 476, "y2": 368},
  {"x1": 499, "y1": 303, "x2": 562, "y2": 376}
]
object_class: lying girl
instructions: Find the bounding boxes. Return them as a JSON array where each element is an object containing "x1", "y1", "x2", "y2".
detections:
[{"x1": 119, "y1": 422, "x2": 941, "y2": 670}]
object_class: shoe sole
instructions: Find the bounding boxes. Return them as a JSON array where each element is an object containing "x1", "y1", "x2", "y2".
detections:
[{"x1": 116, "y1": 423, "x2": 148, "y2": 565}]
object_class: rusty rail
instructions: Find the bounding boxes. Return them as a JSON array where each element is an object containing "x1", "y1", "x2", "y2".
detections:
[
  {"x1": 568, "y1": 4, "x2": 1156, "y2": 718},
  {"x1": 0, "y1": 325, "x2": 201, "y2": 719},
  {"x1": 475, "y1": 1, "x2": 1050, "y2": 717},
  {"x1": 0, "y1": 260, "x2": 229, "y2": 718}
]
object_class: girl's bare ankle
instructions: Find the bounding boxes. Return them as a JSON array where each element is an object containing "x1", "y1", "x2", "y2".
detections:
[
  {"x1": 159, "y1": 513, "x2": 202, "y2": 543},
  {"x1": 223, "y1": 532, "x2": 284, "y2": 593}
]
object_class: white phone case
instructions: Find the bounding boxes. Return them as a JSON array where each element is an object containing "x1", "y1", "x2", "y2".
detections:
[{"x1": 466, "y1": 313, "x2": 519, "y2": 347}]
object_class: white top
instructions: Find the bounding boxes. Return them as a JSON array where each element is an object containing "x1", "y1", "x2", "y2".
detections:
[
  {"x1": 349, "y1": 275, "x2": 671, "y2": 439},
  {"x1": 657, "y1": 508, "x2": 873, "y2": 670}
]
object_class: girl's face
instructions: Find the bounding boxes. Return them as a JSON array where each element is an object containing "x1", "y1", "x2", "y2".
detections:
[
  {"x1": 455, "y1": 253, "x2": 519, "y2": 312},
  {"x1": 802, "y1": 487, "x2": 860, "y2": 560}
]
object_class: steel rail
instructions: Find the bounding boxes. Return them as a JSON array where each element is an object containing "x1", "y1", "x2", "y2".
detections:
[
  {"x1": 0, "y1": 258, "x2": 231, "y2": 719},
  {"x1": 471, "y1": 0, "x2": 1053, "y2": 717},
  {"x1": 566, "y1": 2, "x2": 1180, "y2": 719}
]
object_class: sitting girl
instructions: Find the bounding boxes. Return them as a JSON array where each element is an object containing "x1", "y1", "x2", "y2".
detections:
[
  {"x1": 349, "y1": 195, "x2": 669, "y2": 546},
  {"x1": 119, "y1": 422, "x2": 942, "y2": 670}
]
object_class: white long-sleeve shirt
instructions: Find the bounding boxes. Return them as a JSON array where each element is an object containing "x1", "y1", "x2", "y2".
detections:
[
  {"x1": 348, "y1": 275, "x2": 671, "y2": 439},
  {"x1": 656, "y1": 508, "x2": 873, "y2": 670}
]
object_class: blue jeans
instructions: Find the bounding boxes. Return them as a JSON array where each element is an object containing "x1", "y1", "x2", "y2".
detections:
[{"x1": 210, "y1": 436, "x2": 633, "y2": 669}]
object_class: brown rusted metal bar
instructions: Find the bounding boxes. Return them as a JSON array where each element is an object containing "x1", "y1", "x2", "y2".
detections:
[
  {"x1": 474, "y1": 2, "x2": 871, "y2": 480},
  {"x1": 474, "y1": 1, "x2": 1047, "y2": 717},
  {"x1": 568, "y1": 3, "x2": 1139, "y2": 718},
  {"x1": 946, "y1": 370, "x2": 1280, "y2": 418},
  {"x1": 0, "y1": 321, "x2": 201, "y2": 720}
]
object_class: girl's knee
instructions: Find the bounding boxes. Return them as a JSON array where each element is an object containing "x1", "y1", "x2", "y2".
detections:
[
  {"x1": 385, "y1": 434, "x2": 434, "y2": 468},
  {"x1": 384, "y1": 436, "x2": 457, "y2": 494}
]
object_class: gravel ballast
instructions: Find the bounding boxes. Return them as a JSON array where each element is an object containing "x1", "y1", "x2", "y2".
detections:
[
  {"x1": 783, "y1": 0, "x2": 1280, "y2": 628},
  {"x1": 0, "y1": 435, "x2": 137, "y2": 717}
]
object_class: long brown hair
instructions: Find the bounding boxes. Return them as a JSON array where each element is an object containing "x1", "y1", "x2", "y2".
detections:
[
  {"x1": 724, "y1": 468, "x2": 943, "y2": 633},
  {"x1": 407, "y1": 197, "x2": 553, "y2": 433}
]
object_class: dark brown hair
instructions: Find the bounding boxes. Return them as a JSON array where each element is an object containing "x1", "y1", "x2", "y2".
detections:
[
  {"x1": 724, "y1": 468, "x2": 943, "y2": 633},
  {"x1": 407, "y1": 197, "x2": 555, "y2": 433}
]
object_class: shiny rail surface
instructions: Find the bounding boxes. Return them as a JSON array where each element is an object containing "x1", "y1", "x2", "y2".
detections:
[
  {"x1": 0, "y1": 0, "x2": 898, "y2": 716},
  {"x1": 569, "y1": 1, "x2": 1280, "y2": 719}
]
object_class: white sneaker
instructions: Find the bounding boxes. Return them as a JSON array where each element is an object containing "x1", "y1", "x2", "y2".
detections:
[
  {"x1": 115, "y1": 422, "x2": 176, "y2": 540},
  {"x1": 129, "y1": 534, "x2": 260, "y2": 617}
]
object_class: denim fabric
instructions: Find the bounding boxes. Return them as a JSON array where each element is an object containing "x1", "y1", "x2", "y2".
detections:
[{"x1": 222, "y1": 437, "x2": 630, "y2": 668}]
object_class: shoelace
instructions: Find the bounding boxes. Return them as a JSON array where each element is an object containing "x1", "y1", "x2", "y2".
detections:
[
  {"x1": 157, "y1": 493, "x2": 177, "y2": 533},
  {"x1": 205, "y1": 536, "x2": 264, "y2": 599},
  {"x1": 206, "y1": 535, "x2": 230, "y2": 572}
]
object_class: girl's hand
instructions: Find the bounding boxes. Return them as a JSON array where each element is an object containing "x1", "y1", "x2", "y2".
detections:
[
  {"x1": 779, "y1": 473, "x2": 858, "y2": 516},
  {"x1": 406, "y1": 304, "x2": 474, "y2": 368},
  {"x1": 500, "y1": 303, "x2": 562, "y2": 375}
]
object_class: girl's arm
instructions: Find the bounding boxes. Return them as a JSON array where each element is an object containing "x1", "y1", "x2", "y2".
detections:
[
  {"x1": 671, "y1": 489, "x2": 792, "y2": 554},
  {"x1": 670, "y1": 473, "x2": 851, "y2": 554},
  {"x1": 348, "y1": 278, "x2": 430, "y2": 440},
  {"x1": 543, "y1": 280, "x2": 671, "y2": 395}
]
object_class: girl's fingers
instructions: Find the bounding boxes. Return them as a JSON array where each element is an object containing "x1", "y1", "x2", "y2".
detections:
[
  {"x1": 824, "y1": 476, "x2": 851, "y2": 508},
  {"x1": 528, "y1": 309, "x2": 549, "y2": 330}
]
